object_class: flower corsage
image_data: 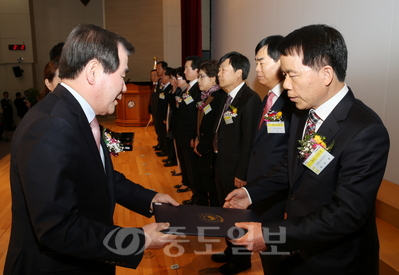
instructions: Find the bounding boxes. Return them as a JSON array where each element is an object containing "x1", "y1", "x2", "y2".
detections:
[
  {"x1": 264, "y1": 110, "x2": 283, "y2": 122},
  {"x1": 175, "y1": 96, "x2": 182, "y2": 104},
  {"x1": 196, "y1": 100, "x2": 206, "y2": 110},
  {"x1": 182, "y1": 92, "x2": 190, "y2": 99},
  {"x1": 298, "y1": 133, "x2": 334, "y2": 160},
  {"x1": 224, "y1": 105, "x2": 238, "y2": 117},
  {"x1": 102, "y1": 128, "x2": 124, "y2": 157}
]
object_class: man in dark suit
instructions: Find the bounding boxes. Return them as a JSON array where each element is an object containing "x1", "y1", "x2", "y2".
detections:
[
  {"x1": 151, "y1": 61, "x2": 168, "y2": 152},
  {"x1": 4, "y1": 24, "x2": 178, "y2": 275},
  {"x1": 225, "y1": 24, "x2": 390, "y2": 275},
  {"x1": 211, "y1": 51, "x2": 262, "y2": 274},
  {"x1": 155, "y1": 67, "x2": 173, "y2": 158},
  {"x1": 248, "y1": 36, "x2": 296, "y2": 274},
  {"x1": 174, "y1": 56, "x2": 202, "y2": 203}
]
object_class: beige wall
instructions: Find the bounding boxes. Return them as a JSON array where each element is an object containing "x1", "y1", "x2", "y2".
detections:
[
  {"x1": 31, "y1": 0, "x2": 104, "y2": 89},
  {"x1": 211, "y1": 0, "x2": 399, "y2": 184},
  {"x1": 105, "y1": 0, "x2": 182, "y2": 81}
]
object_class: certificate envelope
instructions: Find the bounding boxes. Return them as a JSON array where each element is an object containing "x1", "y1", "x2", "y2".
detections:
[{"x1": 153, "y1": 203, "x2": 262, "y2": 238}]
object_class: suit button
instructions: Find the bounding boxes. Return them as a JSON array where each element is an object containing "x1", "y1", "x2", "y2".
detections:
[{"x1": 290, "y1": 195, "x2": 296, "y2": 200}]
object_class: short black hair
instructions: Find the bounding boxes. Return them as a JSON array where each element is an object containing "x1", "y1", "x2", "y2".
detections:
[
  {"x1": 175, "y1": 67, "x2": 186, "y2": 80},
  {"x1": 164, "y1": 67, "x2": 174, "y2": 76},
  {"x1": 59, "y1": 24, "x2": 134, "y2": 80},
  {"x1": 278, "y1": 24, "x2": 347, "y2": 82},
  {"x1": 49, "y1": 42, "x2": 64, "y2": 60},
  {"x1": 219, "y1": 51, "x2": 250, "y2": 80},
  {"x1": 255, "y1": 35, "x2": 284, "y2": 62},
  {"x1": 157, "y1": 61, "x2": 168, "y2": 70},
  {"x1": 185, "y1": 56, "x2": 202, "y2": 70}
]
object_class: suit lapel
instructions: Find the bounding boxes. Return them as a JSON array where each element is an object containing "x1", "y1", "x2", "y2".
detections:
[
  {"x1": 289, "y1": 110, "x2": 308, "y2": 185},
  {"x1": 254, "y1": 90, "x2": 289, "y2": 143},
  {"x1": 290, "y1": 89, "x2": 356, "y2": 186},
  {"x1": 55, "y1": 86, "x2": 112, "y2": 199}
]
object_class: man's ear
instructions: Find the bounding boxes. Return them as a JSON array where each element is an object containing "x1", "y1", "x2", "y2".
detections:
[
  {"x1": 86, "y1": 59, "x2": 99, "y2": 85},
  {"x1": 235, "y1": 68, "x2": 243, "y2": 79},
  {"x1": 322, "y1": 65, "x2": 334, "y2": 86}
]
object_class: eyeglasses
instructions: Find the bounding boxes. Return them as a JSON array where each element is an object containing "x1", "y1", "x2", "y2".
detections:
[
  {"x1": 198, "y1": 74, "x2": 208, "y2": 79},
  {"x1": 177, "y1": 77, "x2": 183, "y2": 80}
]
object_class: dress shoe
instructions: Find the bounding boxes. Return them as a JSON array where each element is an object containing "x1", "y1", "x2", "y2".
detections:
[
  {"x1": 182, "y1": 199, "x2": 194, "y2": 205},
  {"x1": 172, "y1": 172, "x2": 182, "y2": 176},
  {"x1": 152, "y1": 144, "x2": 159, "y2": 149},
  {"x1": 177, "y1": 187, "x2": 191, "y2": 193},
  {"x1": 162, "y1": 158, "x2": 168, "y2": 163},
  {"x1": 211, "y1": 252, "x2": 231, "y2": 263},
  {"x1": 163, "y1": 160, "x2": 177, "y2": 167},
  {"x1": 153, "y1": 145, "x2": 161, "y2": 150},
  {"x1": 219, "y1": 260, "x2": 251, "y2": 274},
  {"x1": 174, "y1": 184, "x2": 182, "y2": 188},
  {"x1": 156, "y1": 152, "x2": 167, "y2": 157}
]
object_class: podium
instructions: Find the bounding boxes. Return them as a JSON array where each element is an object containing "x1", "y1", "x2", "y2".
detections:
[{"x1": 115, "y1": 83, "x2": 151, "y2": 126}]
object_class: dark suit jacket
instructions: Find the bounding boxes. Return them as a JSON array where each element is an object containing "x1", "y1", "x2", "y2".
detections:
[
  {"x1": 155, "y1": 83, "x2": 172, "y2": 123},
  {"x1": 216, "y1": 83, "x2": 262, "y2": 191},
  {"x1": 4, "y1": 85, "x2": 157, "y2": 275},
  {"x1": 196, "y1": 89, "x2": 226, "y2": 156},
  {"x1": 175, "y1": 82, "x2": 202, "y2": 147},
  {"x1": 247, "y1": 90, "x2": 296, "y2": 221},
  {"x1": 150, "y1": 78, "x2": 162, "y2": 116},
  {"x1": 246, "y1": 88, "x2": 390, "y2": 275}
]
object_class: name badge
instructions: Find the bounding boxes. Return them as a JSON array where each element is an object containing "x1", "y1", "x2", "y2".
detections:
[
  {"x1": 184, "y1": 96, "x2": 194, "y2": 105},
  {"x1": 159, "y1": 93, "x2": 165, "y2": 99},
  {"x1": 267, "y1": 122, "x2": 285, "y2": 133},
  {"x1": 303, "y1": 147, "x2": 334, "y2": 175},
  {"x1": 203, "y1": 104, "x2": 212, "y2": 115},
  {"x1": 223, "y1": 113, "x2": 233, "y2": 124}
]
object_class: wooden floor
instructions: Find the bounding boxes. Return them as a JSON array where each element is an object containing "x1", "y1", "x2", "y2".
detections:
[{"x1": 0, "y1": 117, "x2": 263, "y2": 274}]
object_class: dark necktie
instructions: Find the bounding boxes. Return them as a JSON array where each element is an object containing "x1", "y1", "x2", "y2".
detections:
[
  {"x1": 213, "y1": 95, "x2": 233, "y2": 152},
  {"x1": 304, "y1": 109, "x2": 321, "y2": 136},
  {"x1": 258, "y1": 91, "x2": 276, "y2": 129}
]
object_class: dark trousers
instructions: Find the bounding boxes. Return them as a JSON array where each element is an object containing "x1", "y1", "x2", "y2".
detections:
[
  {"x1": 176, "y1": 145, "x2": 190, "y2": 187},
  {"x1": 197, "y1": 151, "x2": 219, "y2": 206},
  {"x1": 180, "y1": 146, "x2": 202, "y2": 202},
  {"x1": 166, "y1": 137, "x2": 176, "y2": 163},
  {"x1": 155, "y1": 119, "x2": 167, "y2": 154}
]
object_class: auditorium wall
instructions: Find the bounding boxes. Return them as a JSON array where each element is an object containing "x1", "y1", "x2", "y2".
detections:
[{"x1": 211, "y1": 0, "x2": 399, "y2": 184}]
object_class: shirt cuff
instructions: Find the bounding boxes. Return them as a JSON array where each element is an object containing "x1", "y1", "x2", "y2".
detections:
[{"x1": 242, "y1": 187, "x2": 253, "y2": 205}]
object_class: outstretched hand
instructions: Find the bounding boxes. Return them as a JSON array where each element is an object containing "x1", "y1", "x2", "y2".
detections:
[
  {"x1": 223, "y1": 188, "x2": 251, "y2": 209},
  {"x1": 142, "y1": 222, "x2": 178, "y2": 250},
  {"x1": 229, "y1": 222, "x2": 267, "y2": 253},
  {"x1": 151, "y1": 193, "x2": 179, "y2": 211}
]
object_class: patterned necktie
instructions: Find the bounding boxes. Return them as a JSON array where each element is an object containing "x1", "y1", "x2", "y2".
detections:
[
  {"x1": 213, "y1": 95, "x2": 233, "y2": 152},
  {"x1": 90, "y1": 117, "x2": 101, "y2": 151},
  {"x1": 304, "y1": 109, "x2": 321, "y2": 136},
  {"x1": 258, "y1": 91, "x2": 276, "y2": 129}
]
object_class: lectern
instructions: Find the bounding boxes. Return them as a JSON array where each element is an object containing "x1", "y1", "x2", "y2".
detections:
[{"x1": 115, "y1": 83, "x2": 151, "y2": 126}]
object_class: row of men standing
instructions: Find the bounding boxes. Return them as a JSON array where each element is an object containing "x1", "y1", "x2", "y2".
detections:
[{"x1": 149, "y1": 35, "x2": 295, "y2": 274}]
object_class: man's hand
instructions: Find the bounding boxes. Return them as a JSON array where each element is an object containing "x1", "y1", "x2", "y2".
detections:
[
  {"x1": 229, "y1": 222, "x2": 267, "y2": 253},
  {"x1": 151, "y1": 193, "x2": 179, "y2": 211},
  {"x1": 234, "y1": 177, "x2": 247, "y2": 188},
  {"x1": 143, "y1": 222, "x2": 177, "y2": 250},
  {"x1": 224, "y1": 188, "x2": 250, "y2": 209},
  {"x1": 193, "y1": 138, "x2": 201, "y2": 156}
]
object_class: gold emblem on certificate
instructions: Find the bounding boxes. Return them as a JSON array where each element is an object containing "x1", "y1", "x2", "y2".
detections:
[{"x1": 197, "y1": 213, "x2": 225, "y2": 223}]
